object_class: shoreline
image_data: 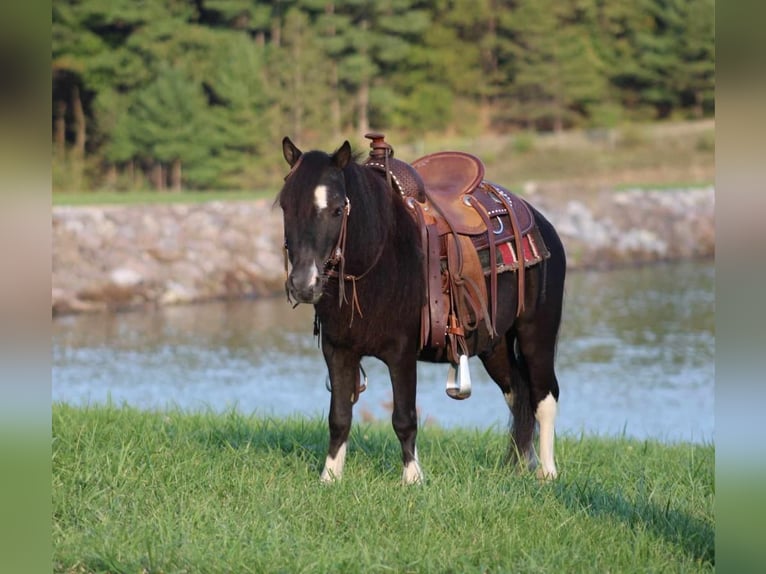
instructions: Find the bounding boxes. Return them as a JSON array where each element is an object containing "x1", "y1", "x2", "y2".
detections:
[{"x1": 52, "y1": 185, "x2": 714, "y2": 315}]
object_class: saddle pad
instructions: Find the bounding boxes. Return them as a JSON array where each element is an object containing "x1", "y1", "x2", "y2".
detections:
[
  {"x1": 475, "y1": 226, "x2": 550, "y2": 273},
  {"x1": 441, "y1": 226, "x2": 550, "y2": 274}
]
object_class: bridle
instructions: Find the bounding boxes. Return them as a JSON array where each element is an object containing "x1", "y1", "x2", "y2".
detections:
[{"x1": 282, "y1": 166, "x2": 387, "y2": 324}]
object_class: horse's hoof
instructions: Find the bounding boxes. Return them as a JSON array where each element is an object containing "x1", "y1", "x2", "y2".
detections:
[
  {"x1": 536, "y1": 467, "x2": 558, "y2": 481},
  {"x1": 320, "y1": 469, "x2": 341, "y2": 483},
  {"x1": 401, "y1": 460, "x2": 425, "y2": 485}
]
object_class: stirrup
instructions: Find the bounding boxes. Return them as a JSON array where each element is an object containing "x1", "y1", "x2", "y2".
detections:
[
  {"x1": 325, "y1": 364, "x2": 368, "y2": 395},
  {"x1": 445, "y1": 354, "x2": 472, "y2": 400}
]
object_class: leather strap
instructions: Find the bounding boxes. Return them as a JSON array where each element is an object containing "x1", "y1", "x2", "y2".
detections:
[
  {"x1": 426, "y1": 222, "x2": 447, "y2": 350},
  {"x1": 467, "y1": 196, "x2": 499, "y2": 331},
  {"x1": 488, "y1": 188, "x2": 526, "y2": 316},
  {"x1": 447, "y1": 234, "x2": 491, "y2": 334},
  {"x1": 406, "y1": 198, "x2": 432, "y2": 349}
]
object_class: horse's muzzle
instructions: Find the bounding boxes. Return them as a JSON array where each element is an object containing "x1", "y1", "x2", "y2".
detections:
[{"x1": 286, "y1": 272, "x2": 325, "y2": 305}]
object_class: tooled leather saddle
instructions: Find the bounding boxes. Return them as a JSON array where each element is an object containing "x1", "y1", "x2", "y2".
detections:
[{"x1": 363, "y1": 133, "x2": 550, "y2": 374}]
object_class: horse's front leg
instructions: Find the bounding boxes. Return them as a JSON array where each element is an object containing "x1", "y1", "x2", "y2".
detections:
[
  {"x1": 320, "y1": 344, "x2": 359, "y2": 483},
  {"x1": 388, "y1": 355, "x2": 424, "y2": 484}
]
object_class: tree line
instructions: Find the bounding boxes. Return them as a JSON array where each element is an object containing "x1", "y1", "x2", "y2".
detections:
[{"x1": 52, "y1": 0, "x2": 714, "y2": 192}]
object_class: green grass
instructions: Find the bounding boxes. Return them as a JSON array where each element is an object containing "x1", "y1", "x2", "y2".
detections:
[{"x1": 52, "y1": 404, "x2": 714, "y2": 573}]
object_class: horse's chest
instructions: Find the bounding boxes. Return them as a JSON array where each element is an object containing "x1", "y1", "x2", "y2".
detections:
[{"x1": 318, "y1": 305, "x2": 419, "y2": 353}]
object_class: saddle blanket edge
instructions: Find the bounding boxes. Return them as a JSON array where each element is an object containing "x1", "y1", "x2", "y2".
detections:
[
  {"x1": 477, "y1": 226, "x2": 549, "y2": 274},
  {"x1": 439, "y1": 226, "x2": 550, "y2": 275}
]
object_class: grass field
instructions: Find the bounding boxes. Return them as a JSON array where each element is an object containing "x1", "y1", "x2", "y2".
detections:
[
  {"x1": 52, "y1": 120, "x2": 714, "y2": 206},
  {"x1": 52, "y1": 404, "x2": 714, "y2": 573}
]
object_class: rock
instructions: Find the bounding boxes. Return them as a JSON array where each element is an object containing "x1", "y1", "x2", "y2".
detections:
[
  {"x1": 51, "y1": 189, "x2": 714, "y2": 315},
  {"x1": 110, "y1": 267, "x2": 143, "y2": 288},
  {"x1": 160, "y1": 281, "x2": 197, "y2": 305}
]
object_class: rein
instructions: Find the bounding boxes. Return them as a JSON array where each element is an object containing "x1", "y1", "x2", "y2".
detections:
[{"x1": 324, "y1": 193, "x2": 389, "y2": 325}]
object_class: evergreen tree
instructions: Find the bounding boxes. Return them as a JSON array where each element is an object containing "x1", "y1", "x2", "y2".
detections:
[
  {"x1": 93, "y1": 88, "x2": 139, "y2": 188},
  {"x1": 436, "y1": 0, "x2": 507, "y2": 129},
  {"x1": 593, "y1": 0, "x2": 714, "y2": 120},
  {"x1": 508, "y1": 0, "x2": 608, "y2": 131},
  {"x1": 672, "y1": 0, "x2": 715, "y2": 117},
  {"x1": 277, "y1": 8, "x2": 333, "y2": 141},
  {"x1": 51, "y1": 0, "x2": 716, "y2": 191},
  {"x1": 130, "y1": 67, "x2": 218, "y2": 190},
  {"x1": 204, "y1": 33, "x2": 277, "y2": 188},
  {"x1": 201, "y1": 0, "x2": 273, "y2": 37}
]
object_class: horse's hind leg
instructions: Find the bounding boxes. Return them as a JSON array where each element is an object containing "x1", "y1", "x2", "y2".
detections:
[
  {"x1": 519, "y1": 209, "x2": 566, "y2": 480},
  {"x1": 479, "y1": 337, "x2": 535, "y2": 468},
  {"x1": 514, "y1": 307, "x2": 562, "y2": 479}
]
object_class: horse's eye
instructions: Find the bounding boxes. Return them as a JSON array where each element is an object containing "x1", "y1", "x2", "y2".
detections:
[{"x1": 333, "y1": 206, "x2": 344, "y2": 217}]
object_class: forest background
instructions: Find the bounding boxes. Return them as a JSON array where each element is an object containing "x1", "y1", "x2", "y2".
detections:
[{"x1": 52, "y1": 0, "x2": 715, "y2": 193}]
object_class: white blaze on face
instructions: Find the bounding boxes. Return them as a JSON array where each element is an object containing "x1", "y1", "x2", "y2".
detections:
[
  {"x1": 320, "y1": 441, "x2": 347, "y2": 483},
  {"x1": 534, "y1": 392, "x2": 558, "y2": 480},
  {"x1": 307, "y1": 263, "x2": 319, "y2": 287},
  {"x1": 314, "y1": 184, "x2": 328, "y2": 211}
]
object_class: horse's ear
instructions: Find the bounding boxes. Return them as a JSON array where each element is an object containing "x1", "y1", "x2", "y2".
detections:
[
  {"x1": 282, "y1": 137, "x2": 302, "y2": 167},
  {"x1": 332, "y1": 140, "x2": 352, "y2": 170}
]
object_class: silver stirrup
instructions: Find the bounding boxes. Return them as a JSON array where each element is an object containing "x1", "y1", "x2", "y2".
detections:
[{"x1": 445, "y1": 354, "x2": 472, "y2": 400}]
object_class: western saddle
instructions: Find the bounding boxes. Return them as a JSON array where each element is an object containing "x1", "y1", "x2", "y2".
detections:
[{"x1": 363, "y1": 133, "x2": 549, "y2": 398}]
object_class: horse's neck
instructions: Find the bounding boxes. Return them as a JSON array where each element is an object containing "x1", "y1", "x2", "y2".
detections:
[{"x1": 345, "y1": 169, "x2": 394, "y2": 268}]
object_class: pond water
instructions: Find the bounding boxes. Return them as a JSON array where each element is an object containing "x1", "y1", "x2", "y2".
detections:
[{"x1": 53, "y1": 262, "x2": 714, "y2": 443}]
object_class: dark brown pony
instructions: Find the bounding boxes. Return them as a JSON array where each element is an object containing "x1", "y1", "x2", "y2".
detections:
[{"x1": 277, "y1": 138, "x2": 566, "y2": 483}]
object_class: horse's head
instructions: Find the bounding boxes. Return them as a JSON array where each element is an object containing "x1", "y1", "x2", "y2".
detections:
[{"x1": 278, "y1": 137, "x2": 353, "y2": 304}]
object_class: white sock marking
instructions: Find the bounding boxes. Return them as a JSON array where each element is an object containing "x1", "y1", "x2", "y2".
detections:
[
  {"x1": 535, "y1": 392, "x2": 558, "y2": 479},
  {"x1": 314, "y1": 184, "x2": 328, "y2": 211},
  {"x1": 402, "y1": 447, "x2": 424, "y2": 485},
  {"x1": 320, "y1": 442, "x2": 347, "y2": 483}
]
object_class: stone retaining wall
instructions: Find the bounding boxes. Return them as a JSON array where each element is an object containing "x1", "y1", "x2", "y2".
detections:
[{"x1": 52, "y1": 187, "x2": 714, "y2": 315}]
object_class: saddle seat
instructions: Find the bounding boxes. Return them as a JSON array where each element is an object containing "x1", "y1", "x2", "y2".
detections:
[
  {"x1": 411, "y1": 152, "x2": 486, "y2": 235},
  {"x1": 411, "y1": 151, "x2": 535, "y2": 238}
]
